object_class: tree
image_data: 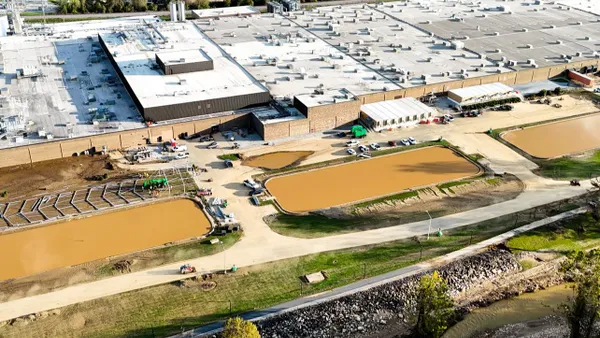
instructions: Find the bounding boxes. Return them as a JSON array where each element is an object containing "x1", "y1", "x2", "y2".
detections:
[
  {"x1": 222, "y1": 317, "x2": 260, "y2": 338},
  {"x1": 223, "y1": 0, "x2": 231, "y2": 7},
  {"x1": 132, "y1": 0, "x2": 147, "y2": 11},
  {"x1": 559, "y1": 250, "x2": 600, "y2": 338},
  {"x1": 238, "y1": 0, "x2": 253, "y2": 6},
  {"x1": 414, "y1": 271, "x2": 454, "y2": 338},
  {"x1": 197, "y1": 0, "x2": 209, "y2": 9}
]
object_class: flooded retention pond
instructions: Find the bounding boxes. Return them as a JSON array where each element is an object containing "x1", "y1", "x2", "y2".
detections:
[
  {"x1": 265, "y1": 147, "x2": 479, "y2": 213},
  {"x1": 443, "y1": 284, "x2": 571, "y2": 338},
  {"x1": 0, "y1": 199, "x2": 210, "y2": 281},
  {"x1": 502, "y1": 113, "x2": 600, "y2": 158},
  {"x1": 243, "y1": 151, "x2": 313, "y2": 170}
]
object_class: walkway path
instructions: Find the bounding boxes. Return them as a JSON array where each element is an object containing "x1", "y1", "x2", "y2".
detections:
[{"x1": 173, "y1": 206, "x2": 588, "y2": 337}]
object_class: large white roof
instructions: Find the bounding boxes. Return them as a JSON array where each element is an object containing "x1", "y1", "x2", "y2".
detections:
[
  {"x1": 100, "y1": 21, "x2": 267, "y2": 109},
  {"x1": 360, "y1": 97, "x2": 435, "y2": 122},
  {"x1": 449, "y1": 83, "x2": 515, "y2": 101}
]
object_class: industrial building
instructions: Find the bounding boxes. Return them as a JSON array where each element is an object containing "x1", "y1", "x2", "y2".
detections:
[
  {"x1": 98, "y1": 21, "x2": 270, "y2": 122},
  {"x1": 1, "y1": 0, "x2": 600, "y2": 165},
  {"x1": 360, "y1": 98, "x2": 435, "y2": 131}
]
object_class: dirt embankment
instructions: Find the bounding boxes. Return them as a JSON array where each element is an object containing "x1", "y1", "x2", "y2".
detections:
[
  {"x1": 0, "y1": 155, "x2": 130, "y2": 201},
  {"x1": 345, "y1": 175, "x2": 524, "y2": 218}
]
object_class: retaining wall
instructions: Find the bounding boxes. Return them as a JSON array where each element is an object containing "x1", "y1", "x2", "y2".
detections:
[{"x1": 0, "y1": 113, "x2": 250, "y2": 169}]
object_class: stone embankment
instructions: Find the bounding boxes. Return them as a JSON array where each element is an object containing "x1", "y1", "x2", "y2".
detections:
[{"x1": 254, "y1": 248, "x2": 520, "y2": 338}]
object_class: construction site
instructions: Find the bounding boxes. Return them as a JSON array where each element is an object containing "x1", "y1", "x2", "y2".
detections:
[{"x1": 1, "y1": 0, "x2": 600, "y2": 337}]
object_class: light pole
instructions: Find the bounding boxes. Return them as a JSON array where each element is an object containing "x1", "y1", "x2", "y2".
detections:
[
  {"x1": 426, "y1": 210, "x2": 432, "y2": 240},
  {"x1": 219, "y1": 240, "x2": 226, "y2": 271}
]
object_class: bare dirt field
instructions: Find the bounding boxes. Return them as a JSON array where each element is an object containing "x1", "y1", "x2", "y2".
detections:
[
  {"x1": 266, "y1": 147, "x2": 480, "y2": 213},
  {"x1": 502, "y1": 113, "x2": 600, "y2": 158},
  {"x1": 242, "y1": 151, "x2": 314, "y2": 170},
  {"x1": 0, "y1": 199, "x2": 210, "y2": 281},
  {"x1": 0, "y1": 155, "x2": 130, "y2": 201}
]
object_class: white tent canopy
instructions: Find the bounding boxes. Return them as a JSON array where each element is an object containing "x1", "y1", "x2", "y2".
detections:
[
  {"x1": 448, "y1": 83, "x2": 516, "y2": 104},
  {"x1": 360, "y1": 97, "x2": 435, "y2": 131}
]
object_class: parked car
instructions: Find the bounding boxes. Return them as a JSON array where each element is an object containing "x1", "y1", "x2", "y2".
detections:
[
  {"x1": 358, "y1": 145, "x2": 369, "y2": 153},
  {"x1": 249, "y1": 187, "x2": 265, "y2": 196},
  {"x1": 443, "y1": 114, "x2": 454, "y2": 122},
  {"x1": 243, "y1": 179, "x2": 260, "y2": 189},
  {"x1": 207, "y1": 141, "x2": 218, "y2": 149},
  {"x1": 346, "y1": 140, "x2": 360, "y2": 147},
  {"x1": 388, "y1": 140, "x2": 397, "y2": 146},
  {"x1": 595, "y1": 88, "x2": 600, "y2": 93},
  {"x1": 336, "y1": 132, "x2": 347, "y2": 138},
  {"x1": 400, "y1": 139, "x2": 410, "y2": 146},
  {"x1": 357, "y1": 153, "x2": 371, "y2": 159},
  {"x1": 175, "y1": 152, "x2": 189, "y2": 159},
  {"x1": 408, "y1": 137, "x2": 417, "y2": 145},
  {"x1": 171, "y1": 145, "x2": 188, "y2": 152},
  {"x1": 199, "y1": 135, "x2": 214, "y2": 142},
  {"x1": 369, "y1": 143, "x2": 381, "y2": 151},
  {"x1": 461, "y1": 110, "x2": 481, "y2": 118},
  {"x1": 347, "y1": 148, "x2": 357, "y2": 155}
]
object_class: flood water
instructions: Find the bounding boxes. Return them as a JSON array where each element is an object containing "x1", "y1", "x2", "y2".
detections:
[
  {"x1": 443, "y1": 285, "x2": 571, "y2": 338},
  {"x1": 0, "y1": 199, "x2": 210, "y2": 281},
  {"x1": 265, "y1": 147, "x2": 479, "y2": 213},
  {"x1": 243, "y1": 151, "x2": 313, "y2": 170},
  {"x1": 503, "y1": 114, "x2": 600, "y2": 158}
]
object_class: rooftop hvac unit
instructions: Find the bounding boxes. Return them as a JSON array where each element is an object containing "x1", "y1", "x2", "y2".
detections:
[
  {"x1": 525, "y1": 44, "x2": 533, "y2": 49},
  {"x1": 575, "y1": 52, "x2": 583, "y2": 57},
  {"x1": 495, "y1": 48, "x2": 502, "y2": 53},
  {"x1": 556, "y1": 40, "x2": 563, "y2": 45},
  {"x1": 508, "y1": 60, "x2": 517, "y2": 66}
]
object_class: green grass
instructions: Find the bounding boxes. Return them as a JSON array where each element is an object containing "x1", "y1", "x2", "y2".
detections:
[
  {"x1": 507, "y1": 213, "x2": 600, "y2": 253},
  {"x1": 518, "y1": 259, "x2": 538, "y2": 271},
  {"x1": 438, "y1": 180, "x2": 471, "y2": 190},
  {"x1": 468, "y1": 153, "x2": 485, "y2": 162},
  {"x1": 537, "y1": 150, "x2": 600, "y2": 180},
  {"x1": 217, "y1": 153, "x2": 240, "y2": 161},
  {"x1": 96, "y1": 233, "x2": 241, "y2": 278},
  {"x1": 266, "y1": 195, "x2": 578, "y2": 239},
  {"x1": 352, "y1": 190, "x2": 419, "y2": 209},
  {"x1": 486, "y1": 177, "x2": 502, "y2": 186},
  {"x1": 0, "y1": 209, "x2": 546, "y2": 338}
]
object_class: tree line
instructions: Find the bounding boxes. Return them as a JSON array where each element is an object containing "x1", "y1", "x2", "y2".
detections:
[{"x1": 51, "y1": 0, "x2": 260, "y2": 15}]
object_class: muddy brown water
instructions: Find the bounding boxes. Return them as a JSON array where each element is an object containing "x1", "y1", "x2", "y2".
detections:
[
  {"x1": 0, "y1": 199, "x2": 210, "y2": 281},
  {"x1": 265, "y1": 147, "x2": 479, "y2": 213},
  {"x1": 243, "y1": 151, "x2": 313, "y2": 170},
  {"x1": 502, "y1": 114, "x2": 600, "y2": 158},
  {"x1": 443, "y1": 284, "x2": 571, "y2": 338}
]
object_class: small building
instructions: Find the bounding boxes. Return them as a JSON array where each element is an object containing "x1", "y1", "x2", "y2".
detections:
[
  {"x1": 360, "y1": 97, "x2": 435, "y2": 132},
  {"x1": 448, "y1": 83, "x2": 518, "y2": 107}
]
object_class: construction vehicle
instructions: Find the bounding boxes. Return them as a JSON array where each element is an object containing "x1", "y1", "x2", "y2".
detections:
[
  {"x1": 351, "y1": 125, "x2": 367, "y2": 138},
  {"x1": 197, "y1": 188, "x2": 213, "y2": 196},
  {"x1": 180, "y1": 264, "x2": 196, "y2": 274},
  {"x1": 142, "y1": 178, "x2": 167, "y2": 190},
  {"x1": 552, "y1": 103, "x2": 562, "y2": 108}
]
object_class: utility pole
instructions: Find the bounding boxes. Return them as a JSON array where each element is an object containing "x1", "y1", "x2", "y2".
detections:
[{"x1": 426, "y1": 210, "x2": 432, "y2": 240}]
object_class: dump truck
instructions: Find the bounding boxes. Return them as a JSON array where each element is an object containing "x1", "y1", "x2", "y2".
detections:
[{"x1": 142, "y1": 178, "x2": 168, "y2": 190}]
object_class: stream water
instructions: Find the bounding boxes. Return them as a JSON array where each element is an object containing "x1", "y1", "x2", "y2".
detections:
[{"x1": 443, "y1": 285, "x2": 572, "y2": 338}]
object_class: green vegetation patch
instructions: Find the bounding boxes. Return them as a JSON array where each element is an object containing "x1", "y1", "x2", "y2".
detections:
[
  {"x1": 507, "y1": 213, "x2": 600, "y2": 253},
  {"x1": 352, "y1": 190, "x2": 419, "y2": 209},
  {"x1": 217, "y1": 154, "x2": 241, "y2": 161},
  {"x1": 537, "y1": 150, "x2": 600, "y2": 180}
]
